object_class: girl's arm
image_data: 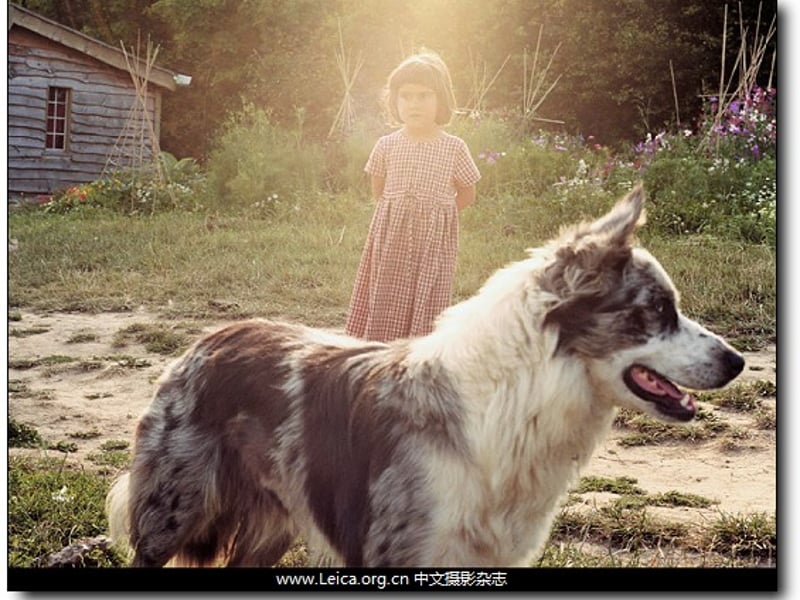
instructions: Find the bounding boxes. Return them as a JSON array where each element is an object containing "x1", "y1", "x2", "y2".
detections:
[
  {"x1": 455, "y1": 184, "x2": 476, "y2": 211},
  {"x1": 371, "y1": 175, "x2": 386, "y2": 201}
]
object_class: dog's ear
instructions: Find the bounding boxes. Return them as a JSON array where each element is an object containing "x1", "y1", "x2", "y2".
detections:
[
  {"x1": 544, "y1": 184, "x2": 645, "y2": 284},
  {"x1": 540, "y1": 185, "x2": 646, "y2": 354},
  {"x1": 587, "y1": 183, "x2": 646, "y2": 248},
  {"x1": 542, "y1": 293, "x2": 601, "y2": 354}
]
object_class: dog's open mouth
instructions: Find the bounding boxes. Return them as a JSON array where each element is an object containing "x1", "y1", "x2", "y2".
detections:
[{"x1": 623, "y1": 365, "x2": 696, "y2": 421}]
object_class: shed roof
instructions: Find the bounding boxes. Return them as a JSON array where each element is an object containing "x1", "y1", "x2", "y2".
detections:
[{"x1": 8, "y1": 3, "x2": 189, "y2": 91}]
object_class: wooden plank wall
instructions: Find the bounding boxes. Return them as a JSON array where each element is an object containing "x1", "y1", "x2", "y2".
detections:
[{"x1": 8, "y1": 28, "x2": 163, "y2": 197}]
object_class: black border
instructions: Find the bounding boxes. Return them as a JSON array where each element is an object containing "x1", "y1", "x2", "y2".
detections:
[{"x1": 7, "y1": 567, "x2": 778, "y2": 592}]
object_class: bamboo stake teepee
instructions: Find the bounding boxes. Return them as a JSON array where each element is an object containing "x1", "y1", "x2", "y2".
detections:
[
  {"x1": 102, "y1": 33, "x2": 168, "y2": 213},
  {"x1": 522, "y1": 24, "x2": 563, "y2": 126},
  {"x1": 328, "y1": 19, "x2": 364, "y2": 139},
  {"x1": 464, "y1": 49, "x2": 510, "y2": 117}
]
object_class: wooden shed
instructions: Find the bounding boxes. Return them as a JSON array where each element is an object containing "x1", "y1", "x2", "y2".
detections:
[{"x1": 7, "y1": 3, "x2": 190, "y2": 200}]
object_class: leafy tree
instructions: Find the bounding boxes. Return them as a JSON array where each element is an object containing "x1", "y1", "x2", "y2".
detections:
[
  {"x1": 11, "y1": 0, "x2": 776, "y2": 157},
  {"x1": 148, "y1": 0, "x2": 335, "y2": 159}
]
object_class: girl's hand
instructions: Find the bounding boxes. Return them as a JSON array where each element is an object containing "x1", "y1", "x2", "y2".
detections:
[
  {"x1": 455, "y1": 184, "x2": 476, "y2": 211},
  {"x1": 371, "y1": 175, "x2": 386, "y2": 201}
]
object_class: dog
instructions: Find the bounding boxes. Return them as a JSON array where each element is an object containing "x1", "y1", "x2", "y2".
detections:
[{"x1": 106, "y1": 184, "x2": 744, "y2": 567}]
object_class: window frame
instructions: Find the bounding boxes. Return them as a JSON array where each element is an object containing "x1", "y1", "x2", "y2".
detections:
[{"x1": 45, "y1": 86, "x2": 70, "y2": 151}]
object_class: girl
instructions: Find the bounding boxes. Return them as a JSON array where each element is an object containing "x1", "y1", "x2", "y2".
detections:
[{"x1": 345, "y1": 52, "x2": 481, "y2": 342}]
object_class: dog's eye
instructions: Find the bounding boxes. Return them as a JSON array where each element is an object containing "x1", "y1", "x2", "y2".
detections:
[
  {"x1": 653, "y1": 297, "x2": 679, "y2": 331},
  {"x1": 655, "y1": 298, "x2": 673, "y2": 314}
]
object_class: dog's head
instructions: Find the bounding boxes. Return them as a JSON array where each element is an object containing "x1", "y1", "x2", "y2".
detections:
[{"x1": 540, "y1": 184, "x2": 745, "y2": 422}]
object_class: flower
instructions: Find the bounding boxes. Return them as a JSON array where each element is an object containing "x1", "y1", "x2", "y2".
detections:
[
  {"x1": 478, "y1": 150, "x2": 502, "y2": 165},
  {"x1": 51, "y1": 485, "x2": 73, "y2": 503}
]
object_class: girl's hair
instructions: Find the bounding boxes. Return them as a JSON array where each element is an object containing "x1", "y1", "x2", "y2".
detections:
[{"x1": 384, "y1": 51, "x2": 457, "y2": 126}]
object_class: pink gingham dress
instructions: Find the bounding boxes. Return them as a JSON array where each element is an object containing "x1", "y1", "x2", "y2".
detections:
[{"x1": 345, "y1": 129, "x2": 481, "y2": 342}]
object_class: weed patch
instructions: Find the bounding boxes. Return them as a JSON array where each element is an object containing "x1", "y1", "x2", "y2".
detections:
[
  {"x1": 88, "y1": 450, "x2": 130, "y2": 469},
  {"x1": 575, "y1": 476, "x2": 645, "y2": 496},
  {"x1": 66, "y1": 332, "x2": 100, "y2": 344},
  {"x1": 69, "y1": 429, "x2": 102, "y2": 440},
  {"x1": 10, "y1": 327, "x2": 50, "y2": 337},
  {"x1": 8, "y1": 456, "x2": 125, "y2": 567},
  {"x1": 614, "y1": 407, "x2": 730, "y2": 447},
  {"x1": 100, "y1": 440, "x2": 130, "y2": 451},
  {"x1": 649, "y1": 491, "x2": 718, "y2": 509},
  {"x1": 552, "y1": 504, "x2": 689, "y2": 552},
  {"x1": 112, "y1": 323, "x2": 190, "y2": 355},
  {"x1": 9, "y1": 380, "x2": 32, "y2": 396},
  {"x1": 703, "y1": 513, "x2": 776, "y2": 563},
  {"x1": 9, "y1": 355, "x2": 75, "y2": 370},
  {"x1": 754, "y1": 407, "x2": 776, "y2": 430},
  {"x1": 9, "y1": 419, "x2": 44, "y2": 448},
  {"x1": 49, "y1": 441, "x2": 79, "y2": 453},
  {"x1": 699, "y1": 380, "x2": 773, "y2": 412}
]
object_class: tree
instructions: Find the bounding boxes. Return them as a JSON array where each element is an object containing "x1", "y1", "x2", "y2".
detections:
[{"x1": 11, "y1": 0, "x2": 776, "y2": 156}]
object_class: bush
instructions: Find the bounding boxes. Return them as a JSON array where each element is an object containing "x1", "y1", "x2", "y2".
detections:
[
  {"x1": 699, "y1": 86, "x2": 776, "y2": 163},
  {"x1": 642, "y1": 153, "x2": 775, "y2": 245},
  {"x1": 629, "y1": 87, "x2": 776, "y2": 245},
  {"x1": 9, "y1": 419, "x2": 44, "y2": 448},
  {"x1": 43, "y1": 152, "x2": 205, "y2": 216},
  {"x1": 323, "y1": 116, "x2": 386, "y2": 194},
  {"x1": 205, "y1": 104, "x2": 326, "y2": 212}
]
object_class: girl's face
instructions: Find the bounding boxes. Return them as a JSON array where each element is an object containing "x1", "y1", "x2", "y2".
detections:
[{"x1": 396, "y1": 83, "x2": 439, "y2": 134}]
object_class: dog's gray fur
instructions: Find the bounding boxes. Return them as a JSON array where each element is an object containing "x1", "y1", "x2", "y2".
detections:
[{"x1": 106, "y1": 185, "x2": 744, "y2": 567}]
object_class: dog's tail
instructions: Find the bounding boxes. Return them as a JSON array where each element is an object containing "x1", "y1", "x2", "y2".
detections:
[{"x1": 105, "y1": 473, "x2": 134, "y2": 558}]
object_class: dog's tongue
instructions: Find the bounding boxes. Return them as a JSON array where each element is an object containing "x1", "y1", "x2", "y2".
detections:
[{"x1": 629, "y1": 365, "x2": 683, "y2": 399}]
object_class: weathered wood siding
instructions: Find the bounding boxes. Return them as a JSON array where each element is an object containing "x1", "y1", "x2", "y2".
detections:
[{"x1": 8, "y1": 28, "x2": 163, "y2": 196}]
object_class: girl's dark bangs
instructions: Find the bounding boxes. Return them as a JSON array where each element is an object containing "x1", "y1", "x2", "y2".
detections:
[{"x1": 391, "y1": 62, "x2": 440, "y2": 91}]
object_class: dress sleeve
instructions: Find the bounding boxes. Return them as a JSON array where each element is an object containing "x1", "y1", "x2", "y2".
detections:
[
  {"x1": 364, "y1": 136, "x2": 387, "y2": 177},
  {"x1": 453, "y1": 138, "x2": 481, "y2": 187}
]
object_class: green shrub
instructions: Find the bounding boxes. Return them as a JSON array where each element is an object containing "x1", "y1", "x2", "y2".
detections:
[
  {"x1": 643, "y1": 155, "x2": 775, "y2": 245},
  {"x1": 643, "y1": 157, "x2": 714, "y2": 233},
  {"x1": 42, "y1": 152, "x2": 205, "y2": 216},
  {"x1": 452, "y1": 116, "x2": 581, "y2": 199},
  {"x1": 205, "y1": 104, "x2": 326, "y2": 212},
  {"x1": 9, "y1": 419, "x2": 44, "y2": 448},
  {"x1": 324, "y1": 117, "x2": 385, "y2": 194},
  {"x1": 631, "y1": 87, "x2": 776, "y2": 245}
]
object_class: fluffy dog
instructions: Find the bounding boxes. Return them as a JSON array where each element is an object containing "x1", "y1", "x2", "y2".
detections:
[{"x1": 106, "y1": 185, "x2": 744, "y2": 567}]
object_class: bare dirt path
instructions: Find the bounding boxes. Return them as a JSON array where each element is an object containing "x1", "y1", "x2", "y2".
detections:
[{"x1": 8, "y1": 310, "x2": 776, "y2": 524}]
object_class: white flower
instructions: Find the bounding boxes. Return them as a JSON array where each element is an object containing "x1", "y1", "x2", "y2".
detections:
[{"x1": 52, "y1": 485, "x2": 73, "y2": 503}]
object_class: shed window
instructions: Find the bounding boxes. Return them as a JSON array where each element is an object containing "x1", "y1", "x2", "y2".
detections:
[{"x1": 46, "y1": 87, "x2": 70, "y2": 150}]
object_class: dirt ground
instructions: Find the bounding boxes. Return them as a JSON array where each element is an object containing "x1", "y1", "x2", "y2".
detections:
[{"x1": 8, "y1": 310, "x2": 776, "y2": 526}]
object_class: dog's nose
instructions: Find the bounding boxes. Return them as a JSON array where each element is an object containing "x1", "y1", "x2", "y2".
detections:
[{"x1": 724, "y1": 350, "x2": 745, "y2": 378}]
